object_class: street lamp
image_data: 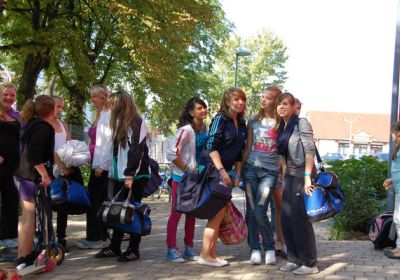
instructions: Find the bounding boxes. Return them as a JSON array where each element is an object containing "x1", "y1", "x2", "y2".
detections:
[
  {"x1": 234, "y1": 48, "x2": 251, "y2": 87},
  {"x1": 340, "y1": 116, "x2": 362, "y2": 156}
]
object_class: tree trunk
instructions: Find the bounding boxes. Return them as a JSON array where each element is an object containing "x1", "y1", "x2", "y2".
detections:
[
  {"x1": 65, "y1": 87, "x2": 87, "y2": 140},
  {"x1": 17, "y1": 51, "x2": 50, "y2": 108}
]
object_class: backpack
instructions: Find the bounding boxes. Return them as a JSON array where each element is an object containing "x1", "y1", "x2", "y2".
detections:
[
  {"x1": 369, "y1": 211, "x2": 396, "y2": 250},
  {"x1": 304, "y1": 171, "x2": 345, "y2": 222}
]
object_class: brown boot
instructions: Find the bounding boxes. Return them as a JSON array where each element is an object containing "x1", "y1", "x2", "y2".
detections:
[{"x1": 385, "y1": 247, "x2": 400, "y2": 259}]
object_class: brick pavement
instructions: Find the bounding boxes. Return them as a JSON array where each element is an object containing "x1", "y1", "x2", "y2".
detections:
[{"x1": 1, "y1": 189, "x2": 399, "y2": 280}]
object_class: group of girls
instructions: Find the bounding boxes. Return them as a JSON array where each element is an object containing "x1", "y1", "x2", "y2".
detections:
[
  {"x1": 0, "y1": 83, "x2": 151, "y2": 268},
  {"x1": 0, "y1": 81, "x2": 319, "y2": 275},
  {"x1": 165, "y1": 87, "x2": 319, "y2": 275}
]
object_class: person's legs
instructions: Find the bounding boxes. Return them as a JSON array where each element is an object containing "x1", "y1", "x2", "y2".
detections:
[
  {"x1": 166, "y1": 180, "x2": 183, "y2": 249},
  {"x1": 290, "y1": 176, "x2": 317, "y2": 268},
  {"x1": 86, "y1": 170, "x2": 109, "y2": 242},
  {"x1": 272, "y1": 185, "x2": 285, "y2": 248},
  {"x1": 280, "y1": 175, "x2": 300, "y2": 266},
  {"x1": 18, "y1": 199, "x2": 36, "y2": 258},
  {"x1": 243, "y1": 165, "x2": 260, "y2": 251},
  {"x1": 385, "y1": 192, "x2": 400, "y2": 258},
  {"x1": 0, "y1": 167, "x2": 19, "y2": 241},
  {"x1": 253, "y1": 168, "x2": 276, "y2": 252},
  {"x1": 199, "y1": 206, "x2": 226, "y2": 263}
]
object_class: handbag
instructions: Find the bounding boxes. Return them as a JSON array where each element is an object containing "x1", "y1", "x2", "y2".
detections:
[
  {"x1": 97, "y1": 188, "x2": 136, "y2": 225},
  {"x1": 218, "y1": 202, "x2": 247, "y2": 245},
  {"x1": 304, "y1": 171, "x2": 345, "y2": 222},
  {"x1": 107, "y1": 202, "x2": 152, "y2": 236},
  {"x1": 142, "y1": 158, "x2": 163, "y2": 198},
  {"x1": 50, "y1": 178, "x2": 91, "y2": 215},
  {"x1": 175, "y1": 164, "x2": 232, "y2": 219}
]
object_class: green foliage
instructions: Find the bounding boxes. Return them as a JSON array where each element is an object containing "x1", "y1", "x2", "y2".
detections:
[
  {"x1": 328, "y1": 156, "x2": 388, "y2": 239},
  {"x1": 208, "y1": 29, "x2": 288, "y2": 114},
  {"x1": 1, "y1": 0, "x2": 231, "y2": 127},
  {"x1": 80, "y1": 164, "x2": 91, "y2": 187}
]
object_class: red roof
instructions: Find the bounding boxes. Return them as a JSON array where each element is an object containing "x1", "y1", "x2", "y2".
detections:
[{"x1": 306, "y1": 111, "x2": 390, "y2": 143}]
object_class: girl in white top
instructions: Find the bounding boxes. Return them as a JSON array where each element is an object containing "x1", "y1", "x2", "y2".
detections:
[
  {"x1": 76, "y1": 85, "x2": 112, "y2": 249},
  {"x1": 50, "y1": 96, "x2": 84, "y2": 251},
  {"x1": 165, "y1": 97, "x2": 208, "y2": 262}
]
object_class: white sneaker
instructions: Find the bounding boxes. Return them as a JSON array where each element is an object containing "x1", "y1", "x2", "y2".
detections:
[
  {"x1": 76, "y1": 239, "x2": 108, "y2": 249},
  {"x1": 250, "y1": 250, "x2": 261, "y2": 264},
  {"x1": 279, "y1": 262, "x2": 299, "y2": 272},
  {"x1": 265, "y1": 250, "x2": 276, "y2": 265},
  {"x1": 293, "y1": 265, "x2": 319, "y2": 275}
]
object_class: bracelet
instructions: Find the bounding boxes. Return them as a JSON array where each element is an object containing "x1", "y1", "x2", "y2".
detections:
[
  {"x1": 304, "y1": 173, "x2": 311, "y2": 177},
  {"x1": 218, "y1": 167, "x2": 225, "y2": 172}
]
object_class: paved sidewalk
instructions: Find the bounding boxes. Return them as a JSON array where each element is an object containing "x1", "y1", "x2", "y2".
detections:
[{"x1": 1, "y1": 189, "x2": 399, "y2": 279}]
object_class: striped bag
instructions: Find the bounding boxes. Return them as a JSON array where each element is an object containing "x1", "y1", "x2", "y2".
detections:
[{"x1": 218, "y1": 202, "x2": 247, "y2": 245}]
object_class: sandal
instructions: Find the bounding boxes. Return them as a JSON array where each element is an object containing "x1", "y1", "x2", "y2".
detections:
[
  {"x1": 94, "y1": 246, "x2": 121, "y2": 258},
  {"x1": 117, "y1": 249, "x2": 140, "y2": 262}
]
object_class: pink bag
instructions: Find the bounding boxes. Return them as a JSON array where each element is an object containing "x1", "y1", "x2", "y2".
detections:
[{"x1": 218, "y1": 202, "x2": 248, "y2": 245}]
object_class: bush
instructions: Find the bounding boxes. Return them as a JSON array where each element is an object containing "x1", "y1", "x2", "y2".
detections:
[
  {"x1": 81, "y1": 164, "x2": 91, "y2": 186},
  {"x1": 328, "y1": 156, "x2": 388, "y2": 239}
]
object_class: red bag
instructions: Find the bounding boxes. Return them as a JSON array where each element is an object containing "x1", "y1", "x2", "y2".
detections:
[{"x1": 218, "y1": 202, "x2": 247, "y2": 245}]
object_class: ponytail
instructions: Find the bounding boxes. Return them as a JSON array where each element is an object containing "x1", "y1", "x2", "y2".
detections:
[
  {"x1": 20, "y1": 99, "x2": 35, "y2": 124},
  {"x1": 20, "y1": 95, "x2": 55, "y2": 124}
]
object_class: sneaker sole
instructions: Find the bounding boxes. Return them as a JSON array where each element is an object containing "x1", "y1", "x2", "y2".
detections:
[{"x1": 166, "y1": 257, "x2": 185, "y2": 263}]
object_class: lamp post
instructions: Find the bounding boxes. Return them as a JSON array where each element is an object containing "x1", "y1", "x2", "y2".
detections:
[
  {"x1": 234, "y1": 48, "x2": 251, "y2": 87},
  {"x1": 340, "y1": 117, "x2": 361, "y2": 155}
]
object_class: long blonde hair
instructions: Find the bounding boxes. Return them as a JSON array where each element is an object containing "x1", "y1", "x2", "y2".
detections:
[
  {"x1": 20, "y1": 95, "x2": 55, "y2": 124},
  {"x1": 253, "y1": 86, "x2": 282, "y2": 122},
  {"x1": 90, "y1": 84, "x2": 110, "y2": 121},
  {"x1": 109, "y1": 91, "x2": 139, "y2": 148},
  {"x1": 219, "y1": 87, "x2": 246, "y2": 119}
]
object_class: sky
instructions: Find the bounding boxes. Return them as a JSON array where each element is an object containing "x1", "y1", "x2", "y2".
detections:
[{"x1": 220, "y1": 0, "x2": 398, "y2": 116}]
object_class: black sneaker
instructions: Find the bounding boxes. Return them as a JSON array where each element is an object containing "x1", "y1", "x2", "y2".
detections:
[
  {"x1": 58, "y1": 239, "x2": 69, "y2": 253},
  {"x1": 117, "y1": 248, "x2": 140, "y2": 262},
  {"x1": 94, "y1": 246, "x2": 121, "y2": 258}
]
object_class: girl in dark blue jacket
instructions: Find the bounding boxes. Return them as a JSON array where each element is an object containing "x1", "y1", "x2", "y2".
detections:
[{"x1": 197, "y1": 88, "x2": 247, "y2": 267}]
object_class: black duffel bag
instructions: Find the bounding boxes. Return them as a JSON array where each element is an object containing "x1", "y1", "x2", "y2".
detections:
[{"x1": 175, "y1": 164, "x2": 232, "y2": 219}]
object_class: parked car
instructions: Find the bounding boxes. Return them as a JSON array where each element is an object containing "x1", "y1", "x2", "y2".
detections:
[
  {"x1": 375, "y1": 152, "x2": 389, "y2": 162},
  {"x1": 322, "y1": 153, "x2": 344, "y2": 162}
]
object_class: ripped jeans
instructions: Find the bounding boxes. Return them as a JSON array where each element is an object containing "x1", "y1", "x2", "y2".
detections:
[{"x1": 243, "y1": 163, "x2": 278, "y2": 251}]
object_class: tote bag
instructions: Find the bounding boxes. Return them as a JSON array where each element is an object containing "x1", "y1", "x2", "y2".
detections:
[{"x1": 218, "y1": 202, "x2": 247, "y2": 245}]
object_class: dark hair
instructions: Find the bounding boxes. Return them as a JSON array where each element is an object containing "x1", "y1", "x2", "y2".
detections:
[
  {"x1": 178, "y1": 97, "x2": 207, "y2": 129},
  {"x1": 219, "y1": 87, "x2": 246, "y2": 119},
  {"x1": 274, "y1": 92, "x2": 296, "y2": 129},
  {"x1": 20, "y1": 95, "x2": 55, "y2": 124},
  {"x1": 391, "y1": 122, "x2": 400, "y2": 160}
]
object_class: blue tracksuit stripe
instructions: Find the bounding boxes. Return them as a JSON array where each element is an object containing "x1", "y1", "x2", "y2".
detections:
[{"x1": 207, "y1": 115, "x2": 222, "y2": 150}]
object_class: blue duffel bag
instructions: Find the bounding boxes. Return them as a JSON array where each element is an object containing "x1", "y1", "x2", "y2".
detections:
[
  {"x1": 175, "y1": 164, "x2": 232, "y2": 219},
  {"x1": 107, "y1": 202, "x2": 152, "y2": 236},
  {"x1": 304, "y1": 171, "x2": 345, "y2": 222},
  {"x1": 50, "y1": 178, "x2": 91, "y2": 215}
]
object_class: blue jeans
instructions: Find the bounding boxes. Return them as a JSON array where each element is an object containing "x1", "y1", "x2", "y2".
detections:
[{"x1": 243, "y1": 163, "x2": 278, "y2": 251}]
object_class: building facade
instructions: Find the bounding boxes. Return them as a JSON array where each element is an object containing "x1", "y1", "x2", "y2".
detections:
[{"x1": 306, "y1": 111, "x2": 390, "y2": 157}]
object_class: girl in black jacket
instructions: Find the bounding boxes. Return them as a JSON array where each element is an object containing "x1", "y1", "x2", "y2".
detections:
[
  {"x1": 13, "y1": 95, "x2": 55, "y2": 269},
  {"x1": 94, "y1": 91, "x2": 149, "y2": 262}
]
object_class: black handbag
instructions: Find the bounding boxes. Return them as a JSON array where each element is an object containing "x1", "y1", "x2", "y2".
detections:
[
  {"x1": 97, "y1": 188, "x2": 136, "y2": 225},
  {"x1": 175, "y1": 164, "x2": 232, "y2": 219}
]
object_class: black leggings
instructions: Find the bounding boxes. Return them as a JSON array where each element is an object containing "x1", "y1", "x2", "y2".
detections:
[
  {"x1": 109, "y1": 179, "x2": 146, "y2": 254},
  {"x1": 86, "y1": 170, "x2": 109, "y2": 241},
  {"x1": 56, "y1": 167, "x2": 84, "y2": 240},
  {"x1": 0, "y1": 165, "x2": 19, "y2": 240}
]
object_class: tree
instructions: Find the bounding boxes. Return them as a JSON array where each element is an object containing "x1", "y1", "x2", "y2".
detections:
[
  {"x1": 0, "y1": 0, "x2": 230, "y2": 135},
  {"x1": 208, "y1": 29, "x2": 288, "y2": 115}
]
